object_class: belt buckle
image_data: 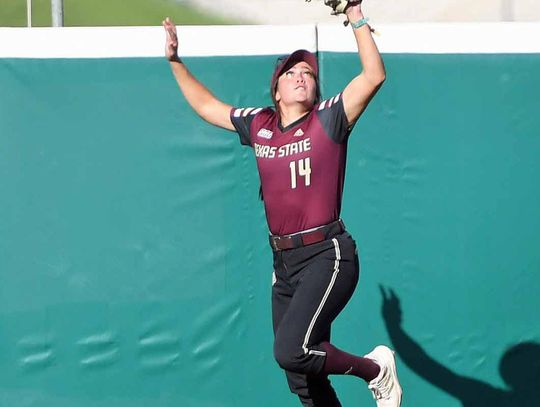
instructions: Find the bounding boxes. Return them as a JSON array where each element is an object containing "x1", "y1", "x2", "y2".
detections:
[{"x1": 270, "y1": 236, "x2": 280, "y2": 251}]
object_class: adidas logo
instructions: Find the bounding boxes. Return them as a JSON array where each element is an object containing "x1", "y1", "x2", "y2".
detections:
[{"x1": 293, "y1": 129, "x2": 304, "y2": 137}]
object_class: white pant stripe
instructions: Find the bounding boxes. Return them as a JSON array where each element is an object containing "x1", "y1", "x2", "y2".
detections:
[{"x1": 302, "y1": 238, "x2": 341, "y2": 354}]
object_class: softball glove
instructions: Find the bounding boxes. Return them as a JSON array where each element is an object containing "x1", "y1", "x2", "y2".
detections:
[
  {"x1": 305, "y1": 0, "x2": 359, "y2": 16},
  {"x1": 324, "y1": 0, "x2": 352, "y2": 15}
]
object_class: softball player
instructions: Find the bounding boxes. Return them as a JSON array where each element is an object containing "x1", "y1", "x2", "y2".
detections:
[{"x1": 163, "y1": 1, "x2": 402, "y2": 406}]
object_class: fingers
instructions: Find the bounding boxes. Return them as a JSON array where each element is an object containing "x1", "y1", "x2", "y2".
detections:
[
  {"x1": 162, "y1": 17, "x2": 178, "y2": 50},
  {"x1": 162, "y1": 17, "x2": 177, "y2": 36}
]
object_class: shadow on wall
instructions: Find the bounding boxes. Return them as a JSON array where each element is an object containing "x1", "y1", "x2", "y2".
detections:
[{"x1": 379, "y1": 286, "x2": 540, "y2": 406}]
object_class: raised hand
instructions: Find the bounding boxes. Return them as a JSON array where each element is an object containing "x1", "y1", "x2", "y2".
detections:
[
  {"x1": 162, "y1": 17, "x2": 179, "y2": 62},
  {"x1": 345, "y1": 0, "x2": 363, "y2": 15}
]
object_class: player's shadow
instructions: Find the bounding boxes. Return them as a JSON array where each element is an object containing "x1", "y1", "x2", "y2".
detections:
[{"x1": 379, "y1": 286, "x2": 540, "y2": 406}]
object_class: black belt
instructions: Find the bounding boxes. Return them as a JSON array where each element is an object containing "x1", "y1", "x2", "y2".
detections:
[{"x1": 269, "y1": 219, "x2": 345, "y2": 251}]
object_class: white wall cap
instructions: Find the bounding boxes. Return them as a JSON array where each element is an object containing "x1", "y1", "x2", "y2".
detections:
[
  {"x1": 0, "y1": 25, "x2": 316, "y2": 58},
  {"x1": 318, "y1": 22, "x2": 540, "y2": 54}
]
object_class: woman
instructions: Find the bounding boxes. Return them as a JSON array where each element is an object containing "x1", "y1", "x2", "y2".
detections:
[{"x1": 163, "y1": 2, "x2": 402, "y2": 406}]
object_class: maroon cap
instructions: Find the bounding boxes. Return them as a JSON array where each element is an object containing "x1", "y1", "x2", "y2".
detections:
[{"x1": 271, "y1": 49, "x2": 319, "y2": 103}]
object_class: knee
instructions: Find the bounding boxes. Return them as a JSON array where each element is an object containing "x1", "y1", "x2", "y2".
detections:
[
  {"x1": 274, "y1": 346, "x2": 299, "y2": 372},
  {"x1": 274, "y1": 337, "x2": 303, "y2": 372}
]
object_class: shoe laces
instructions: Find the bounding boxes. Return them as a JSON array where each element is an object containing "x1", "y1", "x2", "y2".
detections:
[{"x1": 368, "y1": 366, "x2": 392, "y2": 400}]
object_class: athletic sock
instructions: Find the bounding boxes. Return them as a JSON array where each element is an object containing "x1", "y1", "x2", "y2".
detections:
[{"x1": 320, "y1": 342, "x2": 381, "y2": 382}]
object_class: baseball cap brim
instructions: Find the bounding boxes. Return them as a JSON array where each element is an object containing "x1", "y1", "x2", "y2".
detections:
[{"x1": 271, "y1": 49, "x2": 319, "y2": 93}]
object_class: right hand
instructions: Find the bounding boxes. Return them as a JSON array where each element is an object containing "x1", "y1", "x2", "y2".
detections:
[
  {"x1": 345, "y1": 1, "x2": 363, "y2": 20},
  {"x1": 162, "y1": 17, "x2": 179, "y2": 62}
]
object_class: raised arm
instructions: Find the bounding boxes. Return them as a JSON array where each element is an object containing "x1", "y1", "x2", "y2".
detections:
[
  {"x1": 163, "y1": 17, "x2": 235, "y2": 131},
  {"x1": 342, "y1": 2, "x2": 386, "y2": 126}
]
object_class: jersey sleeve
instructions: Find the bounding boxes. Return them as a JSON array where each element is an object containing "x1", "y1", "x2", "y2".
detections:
[
  {"x1": 315, "y1": 93, "x2": 353, "y2": 144},
  {"x1": 230, "y1": 107, "x2": 264, "y2": 146}
]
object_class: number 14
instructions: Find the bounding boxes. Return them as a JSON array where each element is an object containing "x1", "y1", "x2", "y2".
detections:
[{"x1": 289, "y1": 158, "x2": 311, "y2": 189}]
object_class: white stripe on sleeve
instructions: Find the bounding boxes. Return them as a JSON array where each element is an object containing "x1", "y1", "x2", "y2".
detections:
[{"x1": 243, "y1": 107, "x2": 255, "y2": 117}]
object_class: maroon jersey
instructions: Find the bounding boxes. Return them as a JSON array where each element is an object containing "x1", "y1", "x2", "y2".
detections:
[{"x1": 231, "y1": 93, "x2": 353, "y2": 235}]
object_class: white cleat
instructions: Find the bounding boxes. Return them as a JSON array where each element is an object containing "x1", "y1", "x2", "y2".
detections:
[{"x1": 364, "y1": 345, "x2": 402, "y2": 407}]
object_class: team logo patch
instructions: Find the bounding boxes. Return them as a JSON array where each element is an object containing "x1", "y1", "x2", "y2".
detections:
[
  {"x1": 293, "y1": 129, "x2": 304, "y2": 137},
  {"x1": 257, "y1": 128, "x2": 274, "y2": 139}
]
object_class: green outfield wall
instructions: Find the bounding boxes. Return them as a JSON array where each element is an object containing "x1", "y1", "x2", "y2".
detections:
[{"x1": 1, "y1": 25, "x2": 540, "y2": 407}]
